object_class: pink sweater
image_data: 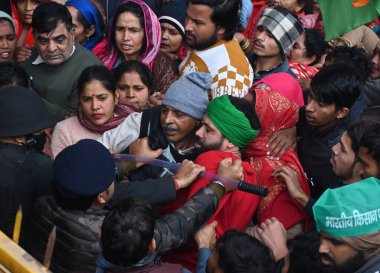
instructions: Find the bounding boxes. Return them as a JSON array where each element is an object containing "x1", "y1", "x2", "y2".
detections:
[{"x1": 51, "y1": 116, "x2": 101, "y2": 158}]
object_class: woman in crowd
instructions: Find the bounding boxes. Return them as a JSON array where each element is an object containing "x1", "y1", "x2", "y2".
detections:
[
  {"x1": 65, "y1": 0, "x2": 105, "y2": 51},
  {"x1": 158, "y1": 0, "x2": 187, "y2": 61},
  {"x1": 243, "y1": 74, "x2": 311, "y2": 234},
  {"x1": 94, "y1": 0, "x2": 178, "y2": 95},
  {"x1": 113, "y1": 60, "x2": 152, "y2": 110},
  {"x1": 10, "y1": 0, "x2": 50, "y2": 47},
  {"x1": 0, "y1": 11, "x2": 17, "y2": 63},
  {"x1": 51, "y1": 65, "x2": 135, "y2": 157}
]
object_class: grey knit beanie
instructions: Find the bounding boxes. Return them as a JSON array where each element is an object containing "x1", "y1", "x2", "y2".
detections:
[
  {"x1": 0, "y1": 11, "x2": 15, "y2": 30},
  {"x1": 162, "y1": 72, "x2": 212, "y2": 119},
  {"x1": 257, "y1": 6, "x2": 304, "y2": 54}
]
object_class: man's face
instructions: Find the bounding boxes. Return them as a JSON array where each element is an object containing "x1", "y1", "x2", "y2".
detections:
[
  {"x1": 331, "y1": 132, "x2": 361, "y2": 183},
  {"x1": 305, "y1": 90, "x2": 341, "y2": 130},
  {"x1": 160, "y1": 105, "x2": 199, "y2": 148},
  {"x1": 319, "y1": 232, "x2": 367, "y2": 273},
  {"x1": 358, "y1": 146, "x2": 380, "y2": 178},
  {"x1": 370, "y1": 48, "x2": 380, "y2": 79},
  {"x1": 253, "y1": 25, "x2": 281, "y2": 58},
  {"x1": 184, "y1": 3, "x2": 219, "y2": 50},
  {"x1": 195, "y1": 114, "x2": 226, "y2": 153},
  {"x1": 34, "y1": 21, "x2": 74, "y2": 65}
]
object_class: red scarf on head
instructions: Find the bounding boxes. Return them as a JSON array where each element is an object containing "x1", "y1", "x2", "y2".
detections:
[
  {"x1": 76, "y1": 102, "x2": 136, "y2": 133},
  {"x1": 243, "y1": 88, "x2": 311, "y2": 230}
]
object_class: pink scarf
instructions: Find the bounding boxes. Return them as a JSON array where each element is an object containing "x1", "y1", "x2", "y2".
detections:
[
  {"x1": 253, "y1": 72, "x2": 305, "y2": 106},
  {"x1": 77, "y1": 103, "x2": 136, "y2": 133},
  {"x1": 93, "y1": 0, "x2": 161, "y2": 70}
]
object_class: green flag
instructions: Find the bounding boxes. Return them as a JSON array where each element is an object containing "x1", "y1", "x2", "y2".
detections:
[{"x1": 318, "y1": 0, "x2": 380, "y2": 41}]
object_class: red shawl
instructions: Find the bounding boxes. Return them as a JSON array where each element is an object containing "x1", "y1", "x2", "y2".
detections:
[
  {"x1": 160, "y1": 151, "x2": 260, "y2": 272},
  {"x1": 76, "y1": 102, "x2": 136, "y2": 133},
  {"x1": 243, "y1": 88, "x2": 311, "y2": 230}
]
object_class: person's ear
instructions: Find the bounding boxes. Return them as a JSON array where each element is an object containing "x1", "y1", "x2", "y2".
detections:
[
  {"x1": 97, "y1": 191, "x2": 108, "y2": 205},
  {"x1": 294, "y1": 2, "x2": 305, "y2": 12},
  {"x1": 216, "y1": 26, "x2": 226, "y2": 38},
  {"x1": 336, "y1": 107, "x2": 349, "y2": 119},
  {"x1": 304, "y1": 55, "x2": 317, "y2": 66},
  {"x1": 148, "y1": 239, "x2": 156, "y2": 254},
  {"x1": 115, "y1": 90, "x2": 120, "y2": 104},
  {"x1": 86, "y1": 25, "x2": 96, "y2": 40}
]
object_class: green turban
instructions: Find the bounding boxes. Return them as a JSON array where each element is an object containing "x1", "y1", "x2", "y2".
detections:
[
  {"x1": 313, "y1": 177, "x2": 380, "y2": 238},
  {"x1": 206, "y1": 95, "x2": 258, "y2": 148}
]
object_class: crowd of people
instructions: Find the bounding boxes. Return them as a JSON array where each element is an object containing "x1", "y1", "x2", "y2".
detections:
[{"x1": 0, "y1": 0, "x2": 380, "y2": 273}]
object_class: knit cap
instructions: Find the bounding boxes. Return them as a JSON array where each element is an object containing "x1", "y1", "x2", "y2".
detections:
[
  {"x1": 159, "y1": 0, "x2": 187, "y2": 36},
  {"x1": 257, "y1": 6, "x2": 304, "y2": 53},
  {"x1": 162, "y1": 72, "x2": 212, "y2": 120},
  {"x1": 0, "y1": 11, "x2": 15, "y2": 30},
  {"x1": 313, "y1": 177, "x2": 380, "y2": 238}
]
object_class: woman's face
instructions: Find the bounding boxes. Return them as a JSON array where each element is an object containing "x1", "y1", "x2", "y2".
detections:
[
  {"x1": 160, "y1": 22, "x2": 183, "y2": 54},
  {"x1": 80, "y1": 80, "x2": 117, "y2": 126},
  {"x1": 0, "y1": 20, "x2": 17, "y2": 62},
  {"x1": 67, "y1": 6, "x2": 87, "y2": 45},
  {"x1": 115, "y1": 11, "x2": 145, "y2": 60},
  {"x1": 14, "y1": 0, "x2": 43, "y2": 25},
  {"x1": 116, "y1": 71, "x2": 149, "y2": 109}
]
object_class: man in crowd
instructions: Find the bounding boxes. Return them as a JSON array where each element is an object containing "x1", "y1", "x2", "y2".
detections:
[
  {"x1": 249, "y1": 6, "x2": 304, "y2": 83},
  {"x1": 21, "y1": 2, "x2": 102, "y2": 121},
  {"x1": 160, "y1": 95, "x2": 265, "y2": 271},
  {"x1": 313, "y1": 178, "x2": 380, "y2": 273},
  {"x1": 100, "y1": 72, "x2": 211, "y2": 181},
  {"x1": 0, "y1": 86, "x2": 56, "y2": 246},
  {"x1": 297, "y1": 63, "x2": 361, "y2": 199},
  {"x1": 28, "y1": 139, "x2": 244, "y2": 273},
  {"x1": 179, "y1": 0, "x2": 253, "y2": 98}
]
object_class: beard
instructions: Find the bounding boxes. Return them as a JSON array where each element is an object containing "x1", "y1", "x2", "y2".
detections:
[
  {"x1": 321, "y1": 251, "x2": 367, "y2": 273},
  {"x1": 185, "y1": 32, "x2": 218, "y2": 50},
  {"x1": 195, "y1": 136, "x2": 224, "y2": 154}
]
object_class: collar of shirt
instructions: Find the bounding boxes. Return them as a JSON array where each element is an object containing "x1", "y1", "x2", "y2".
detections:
[{"x1": 32, "y1": 45, "x2": 76, "y2": 65}]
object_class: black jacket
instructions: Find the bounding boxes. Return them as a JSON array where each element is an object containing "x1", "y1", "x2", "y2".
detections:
[{"x1": 0, "y1": 142, "x2": 53, "y2": 246}]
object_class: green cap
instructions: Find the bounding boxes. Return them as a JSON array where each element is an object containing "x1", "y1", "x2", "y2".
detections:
[{"x1": 313, "y1": 177, "x2": 380, "y2": 238}]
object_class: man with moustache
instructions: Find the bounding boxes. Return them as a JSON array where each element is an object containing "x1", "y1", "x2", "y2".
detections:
[
  {"x1": 313, "y1": 178, "x2": 380, "y2": 273},
  {"x1": 179, "y1": 0, "x2": 253, "y2": 99},
  {"x1": 21, "y1": 3, "x2": 102, "y2": 121},
  {"x1": 159, "y1": 94, "x2": 262, "y2": 271},
  {"x1": 100, "y1": 72, "x2": 211, "y2": 181},
  {"x1": 249, "y1": 6, "x2": 304, "y2": 83}
]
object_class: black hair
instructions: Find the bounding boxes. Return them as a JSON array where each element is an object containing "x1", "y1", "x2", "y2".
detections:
[
  {"x1": 32, "y1": 2, "x2": 73, "y2": 34},
  {"x1": 356, "y1": 119, "x2": 380, "y2": 170},
  {"x1": 304, "y1": 29, "x2": 326, "y2": 66},
  {"x1": 310, "y1": 63, "x2": 362, "y2": 110},
  {"x1": 215, "y1": 230, "x2": 276, "y2": 273},
  {"x1": 297, "y1": 0, "x2": 314, "y2": 14},
  {"x1": 0, "y1": 62, "x2": 30, "y2": 89},
  {"x1": 101, "y1": 198, "x2": 155, "y2": 266},
  {"x1": 228, "y1": 95, "x2": 261, "y2": 130},
  {"x1": 287, "y1": 231, "x2": 324, "y2": 273},
  {"x1": 111, "y1": 2, "x2": 146, "y2": 54},
  {"x1": 77, "y1": 65, "x2": 116, "y2": 96},
  {"x1": 189, "y1": 0, "x2": 240, "y2": 40},
  {"x1": 112, "y1": 60, "x2": 153, "y2": 95},
  {"x1": 325, "y1": 46, "x2": 372, "y2": 83}
]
